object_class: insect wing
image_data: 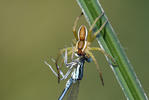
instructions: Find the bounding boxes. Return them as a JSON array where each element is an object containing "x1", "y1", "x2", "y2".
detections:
[{"x1": 63, "y1": 80, "x2": 80, "y2": 100}]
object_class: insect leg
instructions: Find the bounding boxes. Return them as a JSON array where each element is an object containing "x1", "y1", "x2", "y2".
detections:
[
  {"x1": 44, "y1": 60, "x2": 66, "y2": 79},
  {"x1": 44, "y1": 61, "x2": 58, "y2": 77},
  {"x1": 61, "y1": 63, "x2": 75, "y2": 80},
  {"x1": 56, "y1": 47, "x2": 72, "y2": 83},
  {"x1": 60, "y1": 50, "x2": 73, "y2": 68},
  {"x1": 64, "y1": 48, "x2": 68, "y2": 64}
]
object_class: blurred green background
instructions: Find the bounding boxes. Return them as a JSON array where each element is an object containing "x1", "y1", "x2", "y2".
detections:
[{"x1": 0, "y1": 0, "x2": 149, "y2": 100}]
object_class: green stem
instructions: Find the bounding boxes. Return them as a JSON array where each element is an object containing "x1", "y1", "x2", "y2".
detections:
[{"x1": 76, "y1": 0, "x2": 148, "y2": 100}]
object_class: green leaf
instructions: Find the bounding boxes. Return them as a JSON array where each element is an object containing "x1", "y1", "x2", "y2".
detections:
[{"x1": 76, "y1": 0, "x2": 148, "y2": 99}]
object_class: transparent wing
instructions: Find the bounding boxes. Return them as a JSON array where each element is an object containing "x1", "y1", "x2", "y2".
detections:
[
  {"x1": 58, "y1": 78, "x2": 80, "y2": 100},
  {"x1": 63, "y1": 80, "x2": 80, "y2": 100}
]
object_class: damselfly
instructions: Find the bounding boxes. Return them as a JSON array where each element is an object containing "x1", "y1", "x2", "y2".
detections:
[
  {"x1": 58, "y1": 56, "x2": 90, "y2": 100},
  {"x1": 45, "y1": 49, "x2": 90, "y2": 100}
]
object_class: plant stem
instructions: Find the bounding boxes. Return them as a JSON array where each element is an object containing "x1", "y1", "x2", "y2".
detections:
[{"x1": 76, "y1": 0, "x2": 148, "y2": 100}]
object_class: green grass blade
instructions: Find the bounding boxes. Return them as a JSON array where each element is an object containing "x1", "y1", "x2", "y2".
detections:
[{"x1": 76, "y1": 0, "x2": 148, "y2": 100}]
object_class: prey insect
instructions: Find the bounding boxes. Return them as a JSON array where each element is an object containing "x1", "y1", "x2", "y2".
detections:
[
  {"x1": 45, "y1": 49, "x2": 90, "y2": 100},
  {"x1": 56, "y1": 12, "x2": 116, "y2": 86}
]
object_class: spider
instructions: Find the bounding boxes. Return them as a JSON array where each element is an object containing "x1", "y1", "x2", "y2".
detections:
[{"x1": 55, "y1": 12, "x2": 116, "y2": 85}]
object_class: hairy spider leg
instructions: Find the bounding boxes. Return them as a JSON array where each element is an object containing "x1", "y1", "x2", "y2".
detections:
[
  {"x1": 91, "y1": 20, "x2": 108, "y2": 42},
  {"x1": 86, "y1": 50, "x2": 104, "y2": 86},
  {"x1": 87, "y1": 12, "x2": 104, "y2": 42},
  {"x1": 88, "y1": 47, "x2": 116, "y2": 65},
  {"x1": 73, "y1": 12, "x2": 84, "y2": 41}
]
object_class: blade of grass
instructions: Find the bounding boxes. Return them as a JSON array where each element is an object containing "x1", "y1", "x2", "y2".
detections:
[{"x1": 76, "y1": 0, "x2": 148, "y2": 100}]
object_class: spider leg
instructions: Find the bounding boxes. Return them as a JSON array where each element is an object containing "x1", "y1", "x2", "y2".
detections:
[
  {"x1": 91, "y1": 20, "x2": 108, "y2": 42},
  {"x1": 86, "y1": 50, "x2": 104, "y2": 86},
  {"x1": 87, "y1": 12, "x2": 104, "y2": 42},
  {"x1": 89, "y1": 12, "x2": 104, "y2": 32},
  {"x1": 88, "y1": 47, "x2": 116, "y2": 65},
  {"x1": 73, "y1": 12, "x2": 83, "y2": 40},
  {"x1": 72, "y1": 39, "x2": 77, "y2": 45}
]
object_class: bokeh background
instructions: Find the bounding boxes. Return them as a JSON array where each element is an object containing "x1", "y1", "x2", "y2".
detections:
[{"x1": 0, "y1": 0, "x2": 149, "y2": 100}]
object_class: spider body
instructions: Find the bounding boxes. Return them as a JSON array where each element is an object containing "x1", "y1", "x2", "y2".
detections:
[{"x1": 76, "y1": 25, "x2": 88, "y2": 56}]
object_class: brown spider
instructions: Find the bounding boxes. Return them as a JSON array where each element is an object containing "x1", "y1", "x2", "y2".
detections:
[{"x1": 56, "y1": 12, "x2": 115, "y2": 85}]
